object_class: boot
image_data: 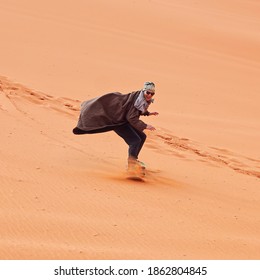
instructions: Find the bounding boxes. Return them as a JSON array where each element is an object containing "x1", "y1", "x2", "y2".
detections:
[{"x1": 127, "y1": 157, "x2": 138, "y2": 171}]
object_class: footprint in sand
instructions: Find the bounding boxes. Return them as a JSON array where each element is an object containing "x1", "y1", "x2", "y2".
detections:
[
  {"x1": 150, "y1": 130, "x2": 260, "y2": 179},
  {"x1": 0, "y1": 76, "x2": 80, "y2": 116}
]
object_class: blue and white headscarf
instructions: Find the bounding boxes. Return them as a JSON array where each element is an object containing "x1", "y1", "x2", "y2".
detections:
[
  {"x1": 134, "y1": 82, "x2": 155, "y2": 113},
  {"x1": 143, "y1": 81, "x2": 155, "y2": 93}
]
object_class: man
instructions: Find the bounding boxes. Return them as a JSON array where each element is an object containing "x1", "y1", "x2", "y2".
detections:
[{"x1": 73, "y1": 82, "x2": 159, "y2": 169}]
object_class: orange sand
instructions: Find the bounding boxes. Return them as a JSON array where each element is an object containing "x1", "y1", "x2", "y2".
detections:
[{"x1": 0, "y1": 0, "x2": 259, "y2": 259}]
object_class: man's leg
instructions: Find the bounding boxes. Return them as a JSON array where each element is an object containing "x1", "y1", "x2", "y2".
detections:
[
  {"x1": 134, "y1": 128, "x2": 147, "y2": 159},
  {"x1": 114, "y1": 124, "x2": 146, "y2": 160}
]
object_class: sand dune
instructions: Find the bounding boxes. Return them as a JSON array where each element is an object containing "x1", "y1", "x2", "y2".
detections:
[
  {"x1": 0, "y1": 0, "x2": 260, "y2": 259},
  {"x1": 1, "y1": 75, "x2": 259, "y2": 259}
]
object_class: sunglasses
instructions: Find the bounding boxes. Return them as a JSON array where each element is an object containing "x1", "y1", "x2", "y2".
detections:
[{"x1": 146, "y1": 90, "x2": 155, "y2": 96}]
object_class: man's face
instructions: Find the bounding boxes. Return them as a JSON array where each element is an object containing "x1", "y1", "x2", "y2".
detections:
[{"x1": 144, "y1": 90, "x2": 155, "y2": 102}]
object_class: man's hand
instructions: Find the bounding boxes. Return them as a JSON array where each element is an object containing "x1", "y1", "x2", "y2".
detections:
[
  {"x1": 149, "y1": 112, "x2": 159, "y2": 116},
  {"x1": 146, "y1": 124, "x2": 156, "y2": 131}
]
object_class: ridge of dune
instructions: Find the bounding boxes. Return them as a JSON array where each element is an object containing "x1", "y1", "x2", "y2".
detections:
[
  {"x1": 0, "y1": 76, "x2": 80, "y2": 116},
  {"x1": 1, "y1": 76, "x2": 259, "y2": 180}
]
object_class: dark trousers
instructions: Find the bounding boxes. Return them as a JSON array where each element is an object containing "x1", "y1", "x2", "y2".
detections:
[
  {"x1": 73, "y1": 124, "x2": 146, "y2": 159},
  {"x1": 114, "y1": 124, "x2": 146, "y2": 159}
]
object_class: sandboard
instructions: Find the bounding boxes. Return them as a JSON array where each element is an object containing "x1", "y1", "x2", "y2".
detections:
[
  {"x1": 126, "y1": 161, "x2": 146, "y2": 181},
  {"x1": 126, "y1": 174, "x2": 145, "y2": 181}
]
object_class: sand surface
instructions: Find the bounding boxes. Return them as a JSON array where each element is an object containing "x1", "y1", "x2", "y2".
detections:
[{"x1": 0, "y1": 0, "x2": 259, "y2": 259}]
